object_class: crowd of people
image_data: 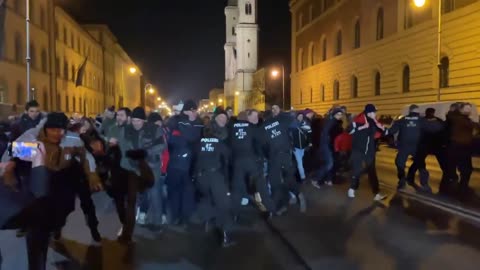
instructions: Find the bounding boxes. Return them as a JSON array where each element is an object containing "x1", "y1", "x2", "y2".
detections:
[{"x1": 0, "y1": 98, "x2": 478, "y2": 270}]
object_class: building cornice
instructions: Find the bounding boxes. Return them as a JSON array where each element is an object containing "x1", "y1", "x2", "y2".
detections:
[{"x1": 295, "y1": 0, "x2": 348, "y2": 36}]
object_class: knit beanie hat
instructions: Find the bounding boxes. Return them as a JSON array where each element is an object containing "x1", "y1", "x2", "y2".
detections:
[
  {"x1": 131, "y1": 107, "x2": 146, "y2": 120},
  {"x1": 44, "y1": 112, "x2": 69, "y2": 129}
]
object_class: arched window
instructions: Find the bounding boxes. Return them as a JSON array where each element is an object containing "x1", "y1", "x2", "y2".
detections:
[
  {"x1": 374, "y1": 71, "x2": 381, "y2": 96},
  {"x1": 351, "y1": 76, "x2": 358, "y2": 98},
  {"x1": 77, "y1": 38, "x2": 80, "y2": 53},
  {"x1": 443, "y1": 0, "x2": 455, "y2": 13},
  {"x1": 14, "y1": 33, "x2": 23, "y2": 64},
  {"x1": 55, "y1": 57, "x2": 60, "y2": 77},
  {"x1": 41, "y1": 49, "x2": 47, "y2": 73},
  {"x1": 56, "y1": 94, "x2": 61, "y2": 110},
  {"x1": 320, "y1": 84, "x2": 325, "y2": 102},
  {"x1": 300, "y1": 90, "x2": 303, "y2": 104},
  {"x1": 79, "y1": 97, "x2": 83, "y2": 113},
  {"x1": 376, "y1": 8, "x2": 384, "y2": 40},
  {"x1": 42, "y1": 88, "x2": 48, "y2": 111},
  {"x1": 298, "y1": 49, "x2": 304, "y2": 71},
  {"x1": 30, "y1": 43, "x2": 36, "y2": 69},
  {"x1": 333, "y1": 80, "x2": 340, "y2": 100},
  {"x1": 336, "y1": 30, "x2": 342, "y2": 56},
  {"x1": 354, "y1": 19, "x2": 361, "y2": 49},
  {"x1": 309, "y1": 43, "x2": 315, "y2": 66},
  {"x1": 322, "y1": 37, "x2": 327, "y2": 61},
  {"x1": 310, "y1": 88, "x2": 313, "y2": 102},
  {"x1": 298, "y1": 13, "x2": 304, "y2": 30},
  {"x1": 73, "y1": 96, "x2": 76, "y2": 112},
  {"x1": 16, "y1": 82, "x2": 24, "y2": 105},
  {"x1": 245, "y1": 2, "x2": 252, "y2": 15},
  {"x1": 54, "y1": 21, "x2": 59, "y2": 39},
  {"x1": 439, "y1": 56, "x2": 449, "y2": 88},
  {"x1": 71, "y1": 65, "x2": 76, "y2": 82},
  {"x1": 40, "y1": 6, "x2": 46, "y2": 31},
  {"x1": 402, "y1": 65, "x2": 410, "y2": 93},
  {"x1": 63, "y1": 59, "x2": 68, "y2": 81}
]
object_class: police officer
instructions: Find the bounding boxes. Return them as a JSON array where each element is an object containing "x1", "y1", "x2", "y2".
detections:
[
  {"x1": 230, "y1": 109, "x2": 275, "y2": 217},
  {"x1": 386, "y1": 104, "x2": 423, "y2": 190},
  {"x1": 195, "y1": 109, "x2": 234, "y2": 247},
  {"x1": 263, "y1": 105, "x2": 306, "y2": 214},
  {"x1": 406, "y1": 108, "x2": 446, "y2": 192}
]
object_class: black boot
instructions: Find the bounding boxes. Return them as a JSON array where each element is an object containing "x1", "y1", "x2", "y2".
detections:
[{"x1": 221, "y1": 231, "x2": 235, "y2": 248}]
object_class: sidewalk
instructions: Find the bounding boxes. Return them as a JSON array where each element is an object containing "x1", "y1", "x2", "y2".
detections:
[{"x1": 268, "y1": 184, "x2": 480, "y2": 270}]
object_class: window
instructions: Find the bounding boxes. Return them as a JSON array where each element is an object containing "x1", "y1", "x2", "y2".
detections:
[
  {"x1": 439, "y1": 56, "x2": 449, "y2": 88},
  {"x1": 309, "y1": 43, "x2": 315, "y2": 66},
  {"x1": 43, "y1": 89, "x2": 48, "y2": 111},
  {"x1": 298, "y1": 13, "x2": 304, "y2": 30},
  {"x1": 310, "y1": 88, "x2": 313, "y2": 103},
  {"x1": 63, "y1": 27, "x2": 67, "y2": 44},
  {"x1": 351, "y1": 76, "x2": 358, "y2": 98},
  {"x1": 73, "y1": 97, "x2": 76, "y2": 112},
  {"x1": 322, "y1": 38, "x2": 327, "y2": 61},
  {"x1": 71, "y1": 65, "x2": 76, "y2": 82},
  {"x1": 30, "y1": 43, "x2": 36, "y2": 69},
  {"x1": 0, "y1": 78, "x2": 8, "y2": 103},
  {"x1": 336, "y1": 30, "x2": 342, "y2": 56},
  {"x1": 63, "y1": 59, "x2": 68, "y2": 81},
  {"x1": 41, "y1": 49, "x2": 47, "y2": 73},
  {"x1": 300, "y1": 90, "x2": 303, "y2": 104},
  {"x1": 309, "y1": 5, "x2": 314, "y2": 22},
  {"x1": 65, "y1": 95, "x2": 69, "y2": 112},
  {"x1": 376, "y1": 8, "x2": 384, "y2": 40},
  {"x1": 321, "y1": 0, "x2": 327, "y2": 12},
  {"x1": 71, "y1": 33, "x2": 74, "y2": 49},
  {"x1": 298, "y1": 49, "x2": 304, "y2": 71},
  {"x1": 232, "y1": 26, "x2": 235, "y2": 35},
  {"x1": 77, "y1": 38, "x2": 80, "y2": 53},
  {"x1": 245, "y1": 2, "x2": 252, "y2": 15},
  {"x1": 402, "y1": 65, "x2": 410, "y2": 93},
  {"x1": 79, "y1": 98, "x2": 83, "y2": 113},
  {"x1": 374, "y1": 71, "x2": 381, "y2": 96},
  {"x1": 13, "y1": 0, "x2": 21, "y2": 14},
  {"x1": 56, "y1": 94, "x2": 60, "y2": 110},
  {"x1": 14, "y1": 33, "x2": 23, "y2": 64},
  {"x1": 354, "y1": 19, "x2": 361, "y2": 49},
  {"x1": 54, "y1": 21, "x2": 59, "y2": 39},
  {"x1": 40, "y1": 6, "x2": 46, "y2": 31},
  {"x1": 16, "y1": 82, "x2": 24, "y2": 105},
  {"x1": 443, "y1": 0, "x2": 455, "y2": 13},
  {"x1": 55, "y1": 57, "x2": 60, "y2": 77},
  {"x1": 333, "y1": 80, "x2": 339, "y2": 100},
  {"x1": 320, "y1": 84, "x2": 325, "y2": 102}
]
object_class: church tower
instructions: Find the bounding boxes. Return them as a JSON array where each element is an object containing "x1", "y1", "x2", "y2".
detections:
[
  {"x1": 224, "y1": 0, "x2": 239, "y2": 109},
  {"x1": 234, "y1": 0, "x2": 258, "y2": 112}
]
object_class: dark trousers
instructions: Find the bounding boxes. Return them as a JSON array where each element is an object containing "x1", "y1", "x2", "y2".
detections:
[
  {"x1": 395, "y1": 146, "x2": 416, "y2": 183},
  {"x1": 74, "y1": 179, "x2": 99, "y2": 232},
  {"x1": 446, "y1": 143, "x2": 473, "y2": 189},
  {"x1": 196, "y1": 171, "x2": 232, "y2": 231},
  {"x1": 267, "y1": 152, "x2": 300, "y2": 210},
  {"x1": 26, "y1": 228, "x2": 50, "y2": 270},
  {"x1": 316, "y1": 145, "x2": 334, "y2": 183},
  {"x1": 407, "y1": 146, "x2": 447, "y2": 186},
  {"x1": 166, "y1": 168, "x2": 195, "y2": 223},
  {"x1": 350, "y1": 151, "x2": 380, "y2": 194},
  {"x1": 111, "y1": 179, "x2": 137, "y2": 239},
  {"x1": 232, "y1": 157, "x2": 275, "y2": 213}
]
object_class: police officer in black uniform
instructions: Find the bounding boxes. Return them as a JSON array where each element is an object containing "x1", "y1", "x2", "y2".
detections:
[
  {"x1": 262, "y1": 105, "x2": 306, "y2": 214},
  {"x1": 230, "y1": 109, "x2": 275, "y2": 217},
  {"x1": 195, "y1": 109, "x2": 234, "y2": 247}
]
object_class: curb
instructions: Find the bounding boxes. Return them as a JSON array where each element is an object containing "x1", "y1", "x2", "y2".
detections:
[{"x1": 379, "y1": 183, "x2": 480, "y2": 224}]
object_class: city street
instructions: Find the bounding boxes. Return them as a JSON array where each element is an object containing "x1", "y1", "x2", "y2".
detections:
[{"x1": 1, "y1": 154, "x2": 480, "y2": 270}]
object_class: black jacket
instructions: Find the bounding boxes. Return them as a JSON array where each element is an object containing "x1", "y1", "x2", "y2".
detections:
[
  {"x1": 10, "y1": 113, "x2": 43, "y2": 141},
  {"x1": 195, "y1": 135, "x2": 230, "y2": 181},
  {"x1": 319, "y1": 117, "x2": 339, "y2": 149},
  {"x1": 447, "y1": 111, "x2": 477, "y2": 146},
  {"x1": 348, "y1": 117, "x2": 381, "y2": 158},
  {"x1": 290, "y1": 120, "x2": 311, "y2": 150},
  {"x1": 388, "y1": 112, "x2": 444, "y2": 149},
  {"x1": 262, "y1": 112, "x2": 294, "y2": 156},
  {"x1": 230, "y1": 120, "x2": 263, "y2": 159}
]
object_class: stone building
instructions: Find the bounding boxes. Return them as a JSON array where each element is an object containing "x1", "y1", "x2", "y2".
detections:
[{"x1": 290, "y1": 0, "x2": 480, "y2": 115}]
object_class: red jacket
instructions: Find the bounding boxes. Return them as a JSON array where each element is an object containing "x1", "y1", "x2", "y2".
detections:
[
  {"x1": 334, "y1": 132, "x2": 352, "y2": 152},
  {"x1": 352, "y1": 113, "x2": 384, "y2": 139}
]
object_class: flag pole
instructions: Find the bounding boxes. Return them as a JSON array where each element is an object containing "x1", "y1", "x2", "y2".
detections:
[{"x1": 26, "y1": 0, "x2": 31, "y2": 102}]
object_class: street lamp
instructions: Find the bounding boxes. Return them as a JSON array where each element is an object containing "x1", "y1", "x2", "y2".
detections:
[
  {"x1": 271, "y1": 65, "x2": 285, "y2": 110},
  {"x1": 218, "y1": 98, "x2": 223, "y2": 103},
  {"x1": 157, "y1": 97, "x2": 161, "y2": 101},
  {"x1": 235, "y1": 91, "x2": 240, "y2": 96},
  {"x1": 129, "y1": 67, "x2": 137, "y2": 74},
  {"x1": 413, "y1": 0, "x2": 441, "y2": 101},
  {"x1": 26, "y1": 0, "x2": 31, "y2": 101},
  {"x1": 210, "y1": 102, "x2": 214, "y2": 106},
  {"x1": 148, "y1": 87, "x2": 155, "y2": 94}
]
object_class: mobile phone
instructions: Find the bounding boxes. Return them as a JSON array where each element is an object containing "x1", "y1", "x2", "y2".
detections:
[{"x1": 12, "y1": 142, "x2": 40, "y2": 159}]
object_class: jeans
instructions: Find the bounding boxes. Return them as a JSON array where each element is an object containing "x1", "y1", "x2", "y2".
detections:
[
  {"x1": 316, "y1": 146, "x2": 334, "y2": 183},
  {"x1": 293, "y1": 148, "x2": 306, "y2": 180}
]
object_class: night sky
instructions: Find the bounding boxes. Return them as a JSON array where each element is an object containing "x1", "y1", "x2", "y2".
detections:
[{"x1": 57, "y1": 0, "x2": 291, "y2": 104}]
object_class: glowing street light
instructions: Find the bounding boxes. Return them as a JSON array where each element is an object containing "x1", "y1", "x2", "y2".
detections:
[
  {"x1": 157, "y1": 97, "x2": 161, "y2": 101},
  {"x1": 271, "y1": 70, "x2": 280, "y2": 78},
  {"x1": 270, "y1": 65, "x2": 285, "y2": 109},
  {"x1": 235, "y1": 91, "x2": 240, "y2": 96},
  {"x1": 158, "y1": 104, "x2": 162, "y2": 109},
  {"x1": 210, "y1": 102, "x2": 214, "y2": 106},
  {"x1": 148, "y1": 87, "x2": 155, "y2": 94},
  {"x1": 161, "y1": 101, "x2": 166, "y2": 105},
  {"x1": 413, "y1": 0, "x2": 426, "y2": 7},
  {"x1": 218, "y1": 98, "x2": 223, "y2": 103},
  {"x1": 129, "y1": 67, "x2": 137, "y2": 74}
]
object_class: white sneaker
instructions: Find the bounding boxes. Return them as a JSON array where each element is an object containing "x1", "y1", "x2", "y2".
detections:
[
  {"x1": 117, "y1": 226, "x2": 123, "y2": 237},
  {"x1": 325, "y1": 181, "x2": 333, "y2": 186},
  {"x1": 241, "y1": 198, "x2": 249, "y2": 206},
  {"x1": 347, "y1": 189, "x2": 355, "y2": 198},
  {"x1": 161, "y1": 215, "x2": 168, "y2": 225},
  {"x1": 254, "y1": 192, "x2": 262, "y2": 203},
  {"x1": 373, "y1": 193, "x2": 387, "y2": 201},
  {"x1": 137, "y1": 212, "x2": 146, "y2": 225}
]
